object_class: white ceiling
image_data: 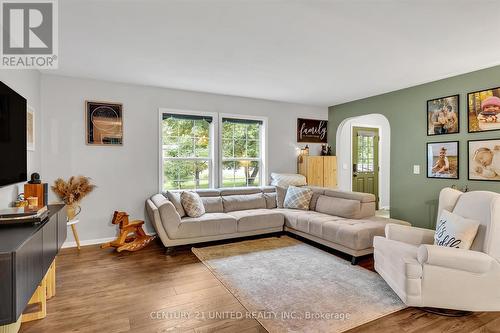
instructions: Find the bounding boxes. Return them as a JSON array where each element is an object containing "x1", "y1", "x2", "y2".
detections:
[{"x1": 51, "y1": 0, "x2": 500, "y2": 106}]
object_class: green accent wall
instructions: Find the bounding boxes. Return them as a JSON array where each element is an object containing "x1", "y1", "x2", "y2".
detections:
[{"x1": 328, "y1": 65, "x2": 500, "y2": 229}]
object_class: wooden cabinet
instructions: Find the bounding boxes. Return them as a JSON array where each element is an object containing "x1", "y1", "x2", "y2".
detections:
[
  {"x1": 0, "y1": 204, "x2": 66, "y2": 325},
  {"x1": 298, "y1": 156, "x2": 337, "y2": 188}
]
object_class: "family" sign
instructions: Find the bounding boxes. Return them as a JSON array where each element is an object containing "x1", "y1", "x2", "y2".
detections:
[{"x1": 297, "y1": 118, "x2": 328, "y2": 143}]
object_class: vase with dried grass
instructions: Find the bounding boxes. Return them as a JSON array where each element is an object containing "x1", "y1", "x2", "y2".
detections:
[{"x1": 51, "y1": 176, "x2": 96, "y2": 221}]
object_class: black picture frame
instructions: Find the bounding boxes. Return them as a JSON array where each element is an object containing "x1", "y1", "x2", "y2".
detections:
[
  {"x1": 85, "y1": 100, "x2": 123, "y2": 145},
  {"x1": 467, "y1": 138, "x2": 500, "y2": 181},
  {"x1": 426, "y1": 141, "x2": 459, "y2": 179},
  {"x1": 297, "y1": 118, "x2": 328, "y2": 143},
  {"x1": 467, "y1": 86, "x2": 500, "y2": 133},
  {"x1": 427, "y1": 94, "x2": 460, "y2": 136}
]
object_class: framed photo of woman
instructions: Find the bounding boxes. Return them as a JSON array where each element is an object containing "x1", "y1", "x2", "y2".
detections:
[{"x1": 427, "y1": 95, "x2": 459, "y2": 136}]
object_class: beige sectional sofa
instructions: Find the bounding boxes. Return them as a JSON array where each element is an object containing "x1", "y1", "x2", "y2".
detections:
[{"x1": 146, "y1": 186, "x2": 409, "y2": 264}]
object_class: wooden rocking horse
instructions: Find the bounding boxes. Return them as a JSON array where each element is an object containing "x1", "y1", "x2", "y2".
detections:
[{"x1": 101, "y1": 211, "x2": 156, "y2": 252}]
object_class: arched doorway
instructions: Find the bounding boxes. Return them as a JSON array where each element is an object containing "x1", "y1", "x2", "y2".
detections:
[{"x1": 335, "y1": 114, "x2": 391, "y2": 209}]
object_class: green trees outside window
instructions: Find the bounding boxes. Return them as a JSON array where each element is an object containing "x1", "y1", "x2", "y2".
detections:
[
  {"x1": 162, "y1": 117, "x2": 211, "y2": 190},
  {"x1": 221, "y1": 120, "x2": 261, "y2": 187},
  {"x1": 161, "y1": 113, "x2": 263, "y2": 190}
]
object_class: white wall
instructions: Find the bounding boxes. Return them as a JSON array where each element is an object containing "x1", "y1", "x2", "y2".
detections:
[
  {"x1": 0, "y1": 70, "x2": 41, "y2": 208},
  {"x1": 335, "y1": 114, "x2": 390, "y2": 209},
  {"x1": 40, "y1": 74, "x2": 327, "y2": 243}
]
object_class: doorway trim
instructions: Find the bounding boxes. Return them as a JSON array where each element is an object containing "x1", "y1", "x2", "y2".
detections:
[{"x1": 335, "y1": 114, "x2": 390, "y2": 209}]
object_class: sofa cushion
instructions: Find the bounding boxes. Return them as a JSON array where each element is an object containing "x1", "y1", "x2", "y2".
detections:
[
  {"x1": 307, "y1": 186, "x2": 325, "y2": 211},
  {"x1": 220, "y1": 187, "x2": 262, "y2": 196},
  {"x1": 201, "y1": 196, "x2": 224, "y2": 213},
  {"x1": 164, "y1": 191, "x2": 186, "y2": 217},
  {"x1": 264, "y1": 192, "x2": 277, "y2": 209},
  {"x1": 227, "y1": 209, "x2": 284, "y2": 232},
  {"x1": 320, "y1": 218, "x2": 391, "y2": 250},
  {"x1": 277, "y1": 209, "x2": 341, "y2": 231},
  {"x1": 173, "y1": 213, "x2": 237, "y2": 239},
  {"x1": 324, "y1": 189, "x2": 375, "y2": 203},
  {"x1": 279, "y1": 208, "x2": 393, "y2": 250},
  {"x1": 180, "y1": 191, "x2": 206, "y2": 218},
  {"x1": 261, "y1": 186, "x2": 276, "y2": 193},
  {"x1": 193, "y1": 189, "x2": 221, "y2": 197},
  {"x1": 315, "y1": 195, "x2": 360, "y2": 219},
  {"x1": 222, "y1": 193, "x2": 266, "y2": 212},
  {"x1": 284, "y1": 186, "x2": 313, "y2": 210}
]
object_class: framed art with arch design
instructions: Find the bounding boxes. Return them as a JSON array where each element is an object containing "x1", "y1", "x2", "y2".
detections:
[{"x1": 86, "y1": 101, "x2": 123, "y2": 145}]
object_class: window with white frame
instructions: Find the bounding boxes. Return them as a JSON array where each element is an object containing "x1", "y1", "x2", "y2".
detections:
[
  {"x1": 161, "y1": 112, "x2": 214, "y2": 190},
  {"x1": 160, "y1": 110, "x2": 266, "y2": 190},
  {"x1": 221, "y1": 117, "x2": 263, "y2": 187}
]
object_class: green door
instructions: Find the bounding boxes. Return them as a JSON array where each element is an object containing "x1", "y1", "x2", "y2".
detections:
[{"x1": 352, "y1": 127, "x2": 379, "y2": 208}]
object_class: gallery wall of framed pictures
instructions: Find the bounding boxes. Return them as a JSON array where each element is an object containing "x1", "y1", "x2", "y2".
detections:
[{"x1": 426, "y1": 86, "x2": 500, "y2": 182}]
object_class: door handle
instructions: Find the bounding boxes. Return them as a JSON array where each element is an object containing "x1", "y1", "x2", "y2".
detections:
[{"x1": 353, "y1": 173, "x2": 357, "y2": 177}]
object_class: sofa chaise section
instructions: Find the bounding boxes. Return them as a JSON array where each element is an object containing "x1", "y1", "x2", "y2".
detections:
[{"x1": 280, "y1": 189, "x2": 410, "y2": 263}]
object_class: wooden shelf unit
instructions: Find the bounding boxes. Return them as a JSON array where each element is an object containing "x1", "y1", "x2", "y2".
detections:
[{"x1": 298, "y1": 156, "x2": 337, "y2": 188}]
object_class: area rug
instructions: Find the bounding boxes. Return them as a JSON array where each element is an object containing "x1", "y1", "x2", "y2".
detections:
[{"x1": 192, "y1": 236, "x2": 405, "y2": 333}]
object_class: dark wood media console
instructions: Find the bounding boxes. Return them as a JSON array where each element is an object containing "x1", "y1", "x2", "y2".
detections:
[{"x1": 0, "y1": 204, "x2": 66, "y2": 325}]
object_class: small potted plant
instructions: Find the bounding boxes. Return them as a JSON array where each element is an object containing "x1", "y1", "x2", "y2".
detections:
[{"x1": 51, "y1": 176, "x2": 96, "y2": 220}]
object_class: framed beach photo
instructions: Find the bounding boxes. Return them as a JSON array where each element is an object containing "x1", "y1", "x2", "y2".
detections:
[
  {"x1": 427, "y1": 141, "x2": 459, "y2": 179},
  {"x1": 468, "y1": 139, "x2": 500, "y2": 181},
  {"x1": 468, "y1": 87, "x2": 500, "y2": 133},
  {"x1": 427, "y1": 94, "x2": 459, "y2": 136}
]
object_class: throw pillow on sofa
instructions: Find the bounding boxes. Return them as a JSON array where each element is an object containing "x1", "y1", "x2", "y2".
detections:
[
  {"x1": 276, "y1": 186, "x2": 287, "y2": 208},
  {"x1": 270, "y1": 173, "x2": 307, "y2": 187},
  {"x1": 165, "y1": 191, "x2": 186, "y2": 217},
  {"x1": 180, "y1": 191, "x2": 206, "y2": 218},
  {"x1": 434, "y1": 209, "x2": 479, "y2": 249},
  {"x1": 283, "y1": 186, "x2": 313, "y2": 210}
]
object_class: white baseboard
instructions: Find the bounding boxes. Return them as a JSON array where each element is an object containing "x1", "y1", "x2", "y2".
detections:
[
  {"x1": 62, "y1": 232, "x2": 157, "y2": 249},
  {"x1": 62, "y1": 237, "x2": 115, "y2": 248}
]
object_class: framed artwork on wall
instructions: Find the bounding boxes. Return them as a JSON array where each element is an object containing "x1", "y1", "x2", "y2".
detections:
[
  {"x1": 468, "y1": 86, "x2": 500, "y2": 133},
  {"x1": 468, "y1": 138, "x2": 500, "y2": 181},
  {"x1": 297, "y1": 118, "x2": 328, "y2": 143},
  {"x1": 427, "y1": 141, "x2": 459, "y2": 179},
  {"x1": 427, "y1": 94, "x2": 459, "y2": 136},
  {"x1": 27, "y1": 106, "x2": 35, "y2": 151},
  {"x1": 86, "y1": 101, "x2": 123, "y2": 145}
]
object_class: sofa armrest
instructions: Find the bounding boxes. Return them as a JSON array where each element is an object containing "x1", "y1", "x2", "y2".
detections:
[
  {"x1": 417, "y1": 244, "x2": 493, "y2": 274},
  {"x1": 385, "y1": 223, "x2": 435, "y2": 246},
  {"x1": 147, "y1": 194, "x2": 181, "y2": 239}
]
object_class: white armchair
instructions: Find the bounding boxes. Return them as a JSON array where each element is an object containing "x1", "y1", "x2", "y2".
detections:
[{"x1": 373, "y1": 187, "x2": 500, "y2": 311}]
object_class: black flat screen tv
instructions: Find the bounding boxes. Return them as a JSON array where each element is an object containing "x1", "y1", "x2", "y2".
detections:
[{"x1": 0, "y1": 81, "x2": 27, "y2": 187}]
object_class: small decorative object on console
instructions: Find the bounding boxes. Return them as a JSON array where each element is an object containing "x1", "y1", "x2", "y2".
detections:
[
  {"x1": 28, "y1": 172, "x2": 41, "y2": 184},
  {"x1": 51, "y1": 176, "x2": 96, "y2": 220},
  {"x1": 101, "y1": 211, "x2": 156, "y2": 252},
  {"x1": 24, "y1": 173, "x2": 49, "y2": 206}
]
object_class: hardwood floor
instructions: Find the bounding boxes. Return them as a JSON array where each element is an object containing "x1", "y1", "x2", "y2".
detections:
[{"x1": 19, "y1": 237, "x2": 500, "y2": 333}]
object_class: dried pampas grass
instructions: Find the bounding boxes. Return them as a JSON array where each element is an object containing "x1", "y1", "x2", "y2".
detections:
[{"x1": 51, "y1": 176, "x2": 96, "y2": 205}]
